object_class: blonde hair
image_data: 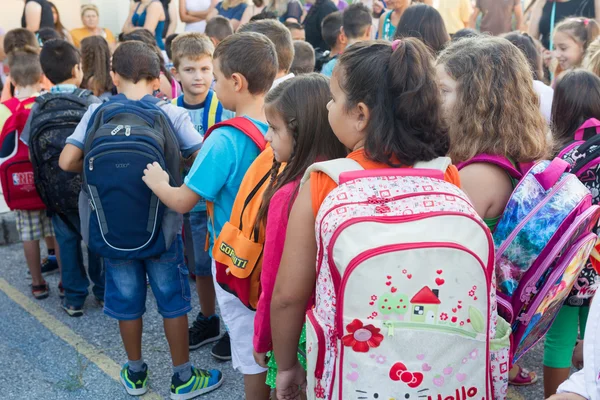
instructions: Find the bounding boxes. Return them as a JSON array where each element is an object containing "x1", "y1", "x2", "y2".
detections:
[
  {"x1": 171, "y1": 32, "x2": 215, "y2": 69},
  {"x1": 81, "y1": 4, "x2": 99, "y2": 17},
  {"x1": 584, "y1": 37, "x2": 600, "y2": 76},
  {"x1": 555, "y1": 18, "x2": 600, "y2": 68},
  {"x1": 437, "y1": 37, "x2": 550, "y2": 164},
  {"x1": 221, "y1": 0, "x2": 248, "y2": 10}
]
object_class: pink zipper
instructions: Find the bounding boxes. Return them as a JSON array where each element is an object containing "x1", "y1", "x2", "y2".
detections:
[
  {"x1": 307, "y1": 309, "x2": 326, "y2": 379},
  {"x1": 326, "y1": 213, "x2": 495, "y2": 296},
  {"x1": 335, "y1": 242, "x2": 490, "y2": 337},
  {"x1": 496, "y1": 295, "x2": 513, "y2": 323},
  {"x1": 496, "y1": 176, "x2": 573, "y2": 257}
]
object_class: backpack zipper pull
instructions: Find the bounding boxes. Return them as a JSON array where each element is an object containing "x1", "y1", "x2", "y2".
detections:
[
  {"x1": 125, "y1": 125, "x2": 131, "y2": 136},
  {"x1": 89, "y1": 157, "x2": 94, "y2": 171},
  {"x1": 111, "y1": 125, "x2": 123, "y2": 135}
]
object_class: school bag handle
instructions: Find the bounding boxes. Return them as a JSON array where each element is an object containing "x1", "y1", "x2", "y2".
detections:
[
  {"x1": 574, "y1": 118, "x2": 600, "y2": 141},
  {"x1": 534, "y1": 158, "x2": 571, "y2": 191},
  {"x1": 339, "y1": 168, "x2": 444, "y2": 184}
]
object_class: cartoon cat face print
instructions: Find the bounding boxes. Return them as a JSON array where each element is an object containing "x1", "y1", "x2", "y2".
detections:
[{"x1": 355, "y1": 388, "x2": 430, "y2": 399}]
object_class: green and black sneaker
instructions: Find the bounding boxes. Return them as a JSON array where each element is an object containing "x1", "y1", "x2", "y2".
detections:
[
  {"x1": 170, "y1": 366, "x2": 223, "y2": 400},
  {"x1": 120, "y1": 363, "x2": 149, "y2": 396}
]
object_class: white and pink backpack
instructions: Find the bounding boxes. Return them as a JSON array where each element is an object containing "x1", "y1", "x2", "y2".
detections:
[{"x1": 302, "y1": 158, "x2": 511, "y2": 400}]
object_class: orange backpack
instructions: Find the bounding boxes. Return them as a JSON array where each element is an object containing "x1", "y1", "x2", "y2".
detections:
[{"x1": 204, "y1": 117, "x2": 273, "y2": 310}]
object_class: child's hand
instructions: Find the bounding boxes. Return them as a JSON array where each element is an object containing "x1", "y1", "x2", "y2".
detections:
[
  {"x1": 142, "y1": 162, "x2": 169, "y2": 191},
  {"x1": 253, "y1": 349, "x2": 269, "y2": 368},
  {"x1": 547, "y1": 394, "x2": 587, "y2": 400},
  {"x1": 276, "y1": 361, "x2": 306, "y2": 400}
]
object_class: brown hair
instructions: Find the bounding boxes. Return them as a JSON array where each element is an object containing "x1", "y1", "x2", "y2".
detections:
[
  {"x1": 256, "y1": 74, "x2": 347, "y2": 229},
  {"x1": 337, "y1": 38, "x2": 449, "y2": 166},
  {"x1": 4, "y1": 29, "x2": 38, "y2": 55},
  {"x1": 7, "y1": 46, "x2": 42, "y2": 87},
  {"x1": 120, "y1": 29, "x2": 172, "y2": 82},
  {"x1": 205, "y1": 16, "x2": 234, "y2": 43},
  {"x1": 555, "y1": 17, "x2": 600, "y2": 56},
  {"x1": 437, "y1": 36, "x2": 549, "y2": 164},
  {"x1": 171, "y1": 32, "x2": 215, "y2": 69},
  {"x1": 394, "y1": 4, "x2": 449, "y2": 54},
  {"x1": 112, "y1": 41, "x2": 161, "y2": 83},
  {"x1": 214, "y1": 32, "x2": 278, "y2": 95},
  {"x1": 290, "y1": 40, "x2": 315, "y2": 75},
  {"x1": 584, "y1": 37, "x2": 600, "y2": 76},
  {"x1": 81, "y1": 36, "x2": 113, "y2": 97},
  {"x1": 48, "y1": 2, "x2": 68, "y2": 41},
  {"x1": 239, "y1": 20, "x2": 294, "y2": 73},
  {"x1": 552, "y1": 69, "x2": 600, "y2": 150},
  {"x1": 502, "y1": 31, "x2": 543, "y2": 81}
]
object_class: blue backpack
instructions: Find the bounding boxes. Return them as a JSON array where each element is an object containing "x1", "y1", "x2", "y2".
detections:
[{"x1": 79, "y1": 95, "x2": 183, "y2": 260}]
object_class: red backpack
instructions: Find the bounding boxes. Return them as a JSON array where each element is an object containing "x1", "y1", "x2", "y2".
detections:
[{"x1": 0, "y1": 97, "x2": 45, "y2": 211}]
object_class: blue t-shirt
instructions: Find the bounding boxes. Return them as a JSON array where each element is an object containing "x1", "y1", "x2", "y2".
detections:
[
  {"x1": 176, "y1": 92, "x2": 235, "y2": 212},
  {"x1": 320, "y1": 56, "x2": 338, "y2": 78},
  {"x1": 184, "y1": 116, "x2": 268, "y2": 252},
  {"x1": 216, "y1": 2, "x2": 247, "y2": 21}
]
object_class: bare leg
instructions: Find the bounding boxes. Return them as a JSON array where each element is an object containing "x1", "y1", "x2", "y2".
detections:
[
  {"x1": 196, "y1": 276, "x2": 216, "y2": 316},
  {"x1": 119, "y1": 319, "x2": 143, "y2": 361},
  {"x1": 164, "y1": 315, "x2": 190, "y2": 367},
  {"x1": 44, "y1": 236, "x2": 56, "y2": 253},
  {"x1": 544, "y1": 366, "x2": 571, "y2": 397},
  {"x1": 23, "y1": 240, "x2": 43, "y2": 286},
  {"x1": 244, "y1": 372, "x2": 271, "y2": 400}
]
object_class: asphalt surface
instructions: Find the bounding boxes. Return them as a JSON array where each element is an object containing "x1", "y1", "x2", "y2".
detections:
[{"x1": 0, "y1": 241, "x2": 549, "y2": 400}]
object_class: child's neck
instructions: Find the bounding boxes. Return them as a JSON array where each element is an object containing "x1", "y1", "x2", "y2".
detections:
[
  {"x1": 14, "y1": 84, "x2": 40, "y2": 100},
  {"x1": 117, "y1": 81, "x2": 154, "y2": 100},
  {"x1": 234, "y1": 94, "x2": 266, "y2": 122},
  {"x1": 347, "y1": 37, "x2": 364, "y2": 46},
  {"x1": 57, "y1": 78, "x2": 80, "y2": 87},
  {"x1": 275, "y1": 70, "x2": 290, "y2": 80},
  {"x1": 183, "y1": 89, "x2": 209, "y2": 106}
]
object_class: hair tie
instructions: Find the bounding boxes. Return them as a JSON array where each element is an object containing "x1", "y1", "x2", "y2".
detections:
[
  {"x1": 391, "y1": 39, "x2": 403, "y2": 52},
  {"x1": 584, "y1": 18, "x2": 590, "y2": 26}
]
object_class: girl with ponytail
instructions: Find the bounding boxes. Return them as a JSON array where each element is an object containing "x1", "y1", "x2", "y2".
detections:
[{"x1": 80, "y1": 36, "x2": 114, "y2": 101}]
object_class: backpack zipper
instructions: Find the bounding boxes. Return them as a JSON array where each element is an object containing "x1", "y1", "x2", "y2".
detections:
[
  {"x1": 89, "y1": 157, "x2": 94, "y2": 171},
  {"x1": 110, "y1": 125, "x2": 124, "y2": 135}
]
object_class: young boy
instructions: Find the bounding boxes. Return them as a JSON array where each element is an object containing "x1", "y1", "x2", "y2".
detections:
[
  {"x1": 291, "y1": 40, "x2": 316, "y2": 75},
  {"x1": 317, "y1": 11, "x2": 346, "y2": 74},
  {"x1": 0, "y1": 48, "x2": 58, "y2": 299},
  {"x1": 321, "y1": 3, "x2": 371, "y2": 77},
  {"x1": 59, "y1": 41, "x2": 223, "y2": 399},
  {"x1": 239, "y1": 20, "x2": 294, "y2": 88},
  {"x1": 205, "y1": 16, "x2": 234, "y2": 47},
  {"x1": 142, "y1": 32, "x2": 278, "y2": 400},
  {"x1": 284, "y1": 21, "x2": 306, "y2": 41},
  {"x1": 21, "y1": 39, "x2": 104, "y2": 317},
  {"x1": 169, "y1": 32, "x2": 235, "y2": 359}
]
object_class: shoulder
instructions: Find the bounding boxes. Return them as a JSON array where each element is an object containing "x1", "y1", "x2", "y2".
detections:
[
  {"x1": 25, "y1": 0, "x2": 42, "y2": 10},
  {"x1": 459, "y1": 162, "x2": 513, "y2": 206},
  {"x1": 160, "y1": 102, "x2": 188, "y2": 119},
  {"x1": 148, "y1": 1, "x2": 164, "y2": 11}
]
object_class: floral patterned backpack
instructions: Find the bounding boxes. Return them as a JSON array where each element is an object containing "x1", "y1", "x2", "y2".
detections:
[{"x1": 301, "y1": 157, "x2": 511, "y2": 400}]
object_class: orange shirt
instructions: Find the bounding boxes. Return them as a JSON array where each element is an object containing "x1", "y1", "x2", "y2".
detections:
[
  {"x1": 1, "y1": 75, "x2": 53, "y2": 102},
  {"x1": 310, "y1": 149, "x2": 461, "y2": 217}
]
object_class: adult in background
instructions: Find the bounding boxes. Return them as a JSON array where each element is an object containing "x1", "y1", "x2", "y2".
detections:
[
  {"x1": 434, "y1": 0, "x2": 472, "y2": 36},
  {"x1": 529, "y1": 0, "x2": 600, "y2": 51},
  {"x1": 123, "y1": 0, "x2": 168, "y2": 50},
  {"x1": 238, "y1": 0, "x2": 267, "y2": 30},
  {"x1": 70, "y1": 5, "x2": 116, "y2": 50},
  {"x1": 179, "y1": 0, "x2": 219, "y2": 32},
  {"x1": 22, "y1": 0, "x2": 54, "y2": 32},
  {"x1": 207, "y1": 0, "x2": 249, "y2": 31},
  {"x1": 379, "y1": 0, "x2": 410, "y2": 40},
  {"x1": 48, "y1": 2, "x2": 73, "y2": 42},
  {"x1": 469, "y1": 0, "x2": 523, "y2": 36},
  {"x1": 304, "y1": 0, "x2": 338, "y2": 50},
  {"x1": 264, "y1": 0, "x2": 303, "y2": 23}
]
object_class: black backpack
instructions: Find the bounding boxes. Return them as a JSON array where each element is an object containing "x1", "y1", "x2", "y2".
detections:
[{"x1": 29, "y1": 89, "x2": 92, "y2": 217}]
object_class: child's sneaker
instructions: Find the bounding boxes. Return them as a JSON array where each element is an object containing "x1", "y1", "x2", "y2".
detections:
[
  {"x1": 210, "y1": 332, "x2": 232, "y2": 361},
  {"x1": 120, "y1": 363, "x2": 149, "y2": 396},
  {"x1": 170, "y1": 367, "x2": 223, "y2": 399},
  {"x1": 61, "y1": 301, "x2": 84, "y2": 318},
  {"x1": 189, "y1": 313, "x2": 221, "y2": 350},
  {"x1": 26, "y1": 255, "x2": 59, "y2": 279}
]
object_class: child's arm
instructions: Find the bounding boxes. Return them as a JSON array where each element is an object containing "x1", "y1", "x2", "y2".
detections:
[
  {"x1": 547, "y1": 369, "x2": 588, "y2": 400},
  {"x1": 143, "y1": 162, "x2": 200, "y2": 214},
  {"x1": 271, "y1": 182, "x2": 317, "y2": 393},
  {"x1": 59, "y1": 144, "x2": 84, "y2": 173},
  {"x1": 514, "y1": 1, "x2": 524, "y2": 31}
]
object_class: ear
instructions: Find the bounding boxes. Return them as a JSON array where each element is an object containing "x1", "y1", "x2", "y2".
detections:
[
  {"x1": 230, "y1": 72, "x2": 247, "y2": 94},
  {"x1": 339, "y1": 29, "x2": 348, "y2": 46},
  {"x1": 110, "y1": 71, "x2": 120, "y2": 87},
  {"x1": 210, "y1": 37, "x2": 218, "y2": 47},
  {"x1": 71, "y1": 64, "x2": 80, "y2": 79},
  {"x1": 151, "y1": 77, "x2": 160, "y2": 92},
  {"x1": 365, "y1": 25, "x2": 373, "y2": 39},
  {"x1": 355, "y1": 101, "x2": 370, "y2": 133}
]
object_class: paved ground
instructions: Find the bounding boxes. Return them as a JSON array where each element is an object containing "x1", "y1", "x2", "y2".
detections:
[{"x1": 0, "y1": 240, "x2": 549, "y2": 400}]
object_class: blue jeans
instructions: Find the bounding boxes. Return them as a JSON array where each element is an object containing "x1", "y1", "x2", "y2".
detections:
[
  {"x1": 52, "y1": 213, "x2": 105, "y2": 308},
  {"x1": 189, "y1": 211, "x2": 212, "y2": 277},
  {"x1": 104, "y1": 235, "x2": 192, "y2": 320}
]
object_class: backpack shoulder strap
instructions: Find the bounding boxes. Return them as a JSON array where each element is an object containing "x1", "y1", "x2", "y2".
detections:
[
  {"x1": 414, "y1": 157, "x2": 452, "y2": 172},
  {"x1": 300, "y1": 158, "x2": 364, "y2": 186},
  {"x1": 2, "y1": 97, "x2": 21, "y2": 114},
  {"x1": 204, "y1": 117, "x2": 267, "y2": 151},
  {"x1": 457, "y1": 154, "x2": 523, "y2": 180}
]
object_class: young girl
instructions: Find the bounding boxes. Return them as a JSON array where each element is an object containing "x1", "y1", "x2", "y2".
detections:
[
  {"x1": 80, "y1": 36, "x2": 114, "y2": 101},
  {"x1": 251, "y1": 74, "x2": 347, "y2": 391},
  {"x1": 394, "y1": 3, "x2": 450, "y2": 54},
  {"x1": 379, "y1": 0, "x2": 410, "y2": 41},
  {"x1": 553, "y1": 18, "x2": 600, "y2": 74},
  {"x1": 436, "y1": 36, "x2": 550, "y2": 388},
  {"x1": 270, "y1": 37, "x2": 460, "y2": 398},
  {"x1": 543, "y1": 69, "x2": 600, "y2": 398}
]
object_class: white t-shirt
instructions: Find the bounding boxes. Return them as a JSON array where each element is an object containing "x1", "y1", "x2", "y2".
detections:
[
  {"x1": 533, "y1": 79, "x2": 554, "y2": 124},
  {"x1": 184, "y1": 0, "x2": 212, "y2": 32}
]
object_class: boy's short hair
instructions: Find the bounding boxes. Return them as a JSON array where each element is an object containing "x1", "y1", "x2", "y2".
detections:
[
  {"x1": 120, "y1": 29, "x2": 156, "y2": 47},
  {"x1": 284, "y1": 21, "x2": 304, "y2": 31},
  {"x1": 250, "y1": 11, "x2": 278, "y2": 22},
  {"x1": 165, "y1": 33, "x2": 179, "y2": 61},
  {"x1": 290, "y1": 41, "x2": 315, "y2": 75},
  {"x1": 205, "y1": 16, "x2": 234, "y2": 43},
  {"x1": 321, "y1": 12, "x2": 343, "y2": 49},
  {"x1": 238, "y1": 20, "x2": 294, "y2": 73},
  {"x1": 7, "y1": 47, "x2": 42, "y2": 87},
  {"x1": 39, "y1": 40, "x2": 81, "y2": 84},
  {"x1": 342, "y1": 3, "x2": 372, "y2": 39},
  {"x1": 4, "y1": 28, "x2": 38, "y2": 55},
  {"x1": 112, "y1": 41, "x2": 161, "y2": 83},
  {"x1": 171, "y1": 33, "x2": 215, "y2": 69},
  {"x1": 214, "y1": 32, "x2": 278, "y2": 95}
]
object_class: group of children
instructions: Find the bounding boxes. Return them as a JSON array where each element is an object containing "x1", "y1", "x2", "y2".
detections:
[{"x1": 4, "y1": 2, "x2": 600, "y2": 400}]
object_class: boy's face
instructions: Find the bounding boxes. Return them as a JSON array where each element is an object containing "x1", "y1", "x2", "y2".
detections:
[
  {"x1": 290, "y1": 28, "x2": 305, "y2": 41},
  {"x1": 73, "y1": 63, "x2": 84, "y2": 87},
  {"x1": 173, "y1": 56, "x2": 213, "y2": 99},
  {"x1": 212, "y1": 58, "x2": 237, "y2": 111}
]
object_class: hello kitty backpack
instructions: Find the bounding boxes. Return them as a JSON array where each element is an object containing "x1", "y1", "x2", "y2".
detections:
[{"x1": 302, "y1": 157, "x2": 511, "y2": 400}]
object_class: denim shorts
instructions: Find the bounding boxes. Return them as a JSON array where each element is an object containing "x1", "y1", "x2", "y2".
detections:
[
  {"x1": 189, "y1": 211, "x2": 212, "y2": 277},
  {"x1": 104, "y1": 235, "x2": 192, "y2": 320}
]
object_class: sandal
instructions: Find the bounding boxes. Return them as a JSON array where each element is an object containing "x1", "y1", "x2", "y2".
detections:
[
  {"x1": 31, "y1": 281, "x2": 49, "y2": 300},
  {"x1": 61, "y1": 302, "x2": 84, "y2": 318},
  {"x1": 508, "y1": 365, "x2": 538, "y2": 386}
]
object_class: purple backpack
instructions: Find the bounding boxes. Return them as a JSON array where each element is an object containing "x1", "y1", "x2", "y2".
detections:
[{"x1": 459, "y1": 155, "x2": 600, "y2": 362}]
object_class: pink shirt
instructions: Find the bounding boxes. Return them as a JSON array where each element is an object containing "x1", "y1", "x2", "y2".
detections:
[{"x1": 253, "y1": 180, "x2": 299, "y2": 353}]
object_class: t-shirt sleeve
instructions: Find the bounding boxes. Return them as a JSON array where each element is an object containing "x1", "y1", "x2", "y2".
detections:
[
  {"x1": 285, "y1": 1, "x2": 303, "y2": 20},
  {"x1": 65, "y1": 105, "x2": 100, "y2": 149},
  {"x1": 162, "y1": 103, "x2": 203, "y2": 158},
  {"x1": 184, "y1": 127, "x2": 233, "y2": 201}
]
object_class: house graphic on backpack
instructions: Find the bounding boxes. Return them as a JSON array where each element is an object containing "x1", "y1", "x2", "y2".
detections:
[{"x1": 410, "y1": 286, "x2": 440, "y2": 324}]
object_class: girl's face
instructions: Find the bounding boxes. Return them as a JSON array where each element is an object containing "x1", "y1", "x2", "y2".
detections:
[
  {"x1": 436, "y1": 64, "x2": 458, "y2": 123},
  {"x1": 52, "y1": 7, "x2": 58, "y2": 24},
  {"x1": 387, "y1": 0, "x2": 409, "y2": 10},
  {"x1": 83, "y1": 10, "x2": 99, "y2": 30},
  {"x1": 554, "y1": 31, "x2": 585, "y2": 70},
  {"x1": 265, "y1": 105, "x2": 295, "y2": 163},
  {"x1": 327, "y1": 71, "x2": 365, "y2": 151}
]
